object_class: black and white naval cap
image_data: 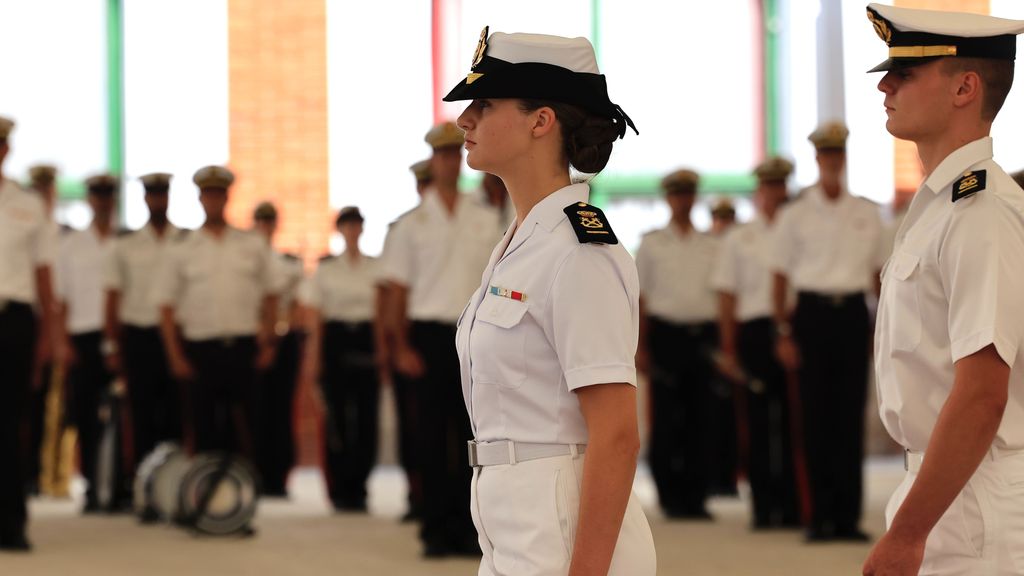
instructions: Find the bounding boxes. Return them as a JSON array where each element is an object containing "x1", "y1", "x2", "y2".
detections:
[
  {"x1": 443, "y1": 27, "x2": 638, "y2": 138},
  {"x1": 866, "y1": 3, "x2": 1024, "y2": 72}
]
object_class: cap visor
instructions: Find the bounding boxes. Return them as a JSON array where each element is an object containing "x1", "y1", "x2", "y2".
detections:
[{"x1": 867, "y1": 57, "x2": 941, "y2": 73}]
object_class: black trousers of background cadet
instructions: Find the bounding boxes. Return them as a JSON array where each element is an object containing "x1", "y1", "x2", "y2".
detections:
[
  {"x1": 256, "y1": 330, "x2": 299, "y2": 496},
  {"x1": 27, "y1": 361, "x2": 53, "y2": 495},
  {"x1": 68, "y1": 331, "x2": 116, "y2": 510},
  {"x1": 321, "y1": 321, "x2": 378, "y2": 510},
  {"x1": 392, "y1": 370, "x2": 422, "y2": 519},
  {"x1": 121, "y1": 325, "x2": 181, "y2": 472},
  {"x1": 184, "y1": 338, "x2": 257, "y2": 461},
  {"x1": 738, "y1": 317, "x2": 799, "y2": 528},
  {"x1": 648, "y1": 318, "x2": 718, "y2": 517},
  {"x1": 410, "y1": 321, "x2": 475, "y2": 553},
  {"x1": 793, "y1": 292, "x2": 869, "y2": 536},
  {"x1": 0, "y1": 303, "x2": 36, "y2": 543}
]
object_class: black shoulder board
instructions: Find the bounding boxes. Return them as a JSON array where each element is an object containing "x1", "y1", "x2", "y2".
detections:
[
  {"x1": 953, "y1": 170, "x2": 986, "y2": 203},
  {"x1": 563, "y1": 202, "x2": 618, "y2": 245}
]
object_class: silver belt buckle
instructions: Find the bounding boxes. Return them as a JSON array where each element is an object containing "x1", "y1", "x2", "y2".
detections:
[{"x1": 467, "y1": 441, "x2": 479, "y2": 467}]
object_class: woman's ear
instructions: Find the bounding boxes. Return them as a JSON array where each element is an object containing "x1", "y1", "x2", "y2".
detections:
[{"x1": 532, "y1": 106, "x2": 559, "y2": 139}]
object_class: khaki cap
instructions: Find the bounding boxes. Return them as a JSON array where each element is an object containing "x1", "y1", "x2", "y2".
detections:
[
  {"x1": 28, "y1": 165, "x2": 58, "y2": 187},
  {"x1": 193, "y1": 165, "x2": 235, "y2": 189},
  {"x1": 661, "y1": 169, "x2": 700, "y2": 193},
  {"x1": 754, "y1": 156, "x2": 795, "y2": 182},
  {"x1": 809, "y1": 122, "x2": 849, "y2": 150},
  {"x1": 425, "y1": 121, "x2": 465, "y2": 150}
]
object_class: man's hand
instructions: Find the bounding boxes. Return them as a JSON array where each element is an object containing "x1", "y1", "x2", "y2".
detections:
[
  {"x1": 255, "y1": 342, "x2": 277, "y2": 371},
  {"x1": 775, "y1": 334, "x2": 801, "y2": 372},
  {"x1": 716, "y1": 351, "x2": 745, "y2": 383},
  {"x1": 56, "y1": 337, "x2": 78, "y2": 368},
  {"x1": 169, "y1": 352, "x2": 196, "y2": 381},
  {"x1": 104, "y1": 351, "x2": 122, "y2": 374},
  {"x1": 394, "y1": 344, "x2": 426, "y2": 379},
  {"x1": 863, "y1": 530, "x2": 926, "y2": 576}
]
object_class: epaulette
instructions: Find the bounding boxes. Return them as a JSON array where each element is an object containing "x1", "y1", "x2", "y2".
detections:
[
  {"x1": 953, "y1": 170, "x2": 986, "y2": 203},
  {"x1": 563, "y1": 202, "x2": 618, "y2": 245}
]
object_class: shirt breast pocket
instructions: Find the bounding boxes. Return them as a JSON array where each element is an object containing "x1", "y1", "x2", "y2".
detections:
[
  {"x1": 471, "y1": 295, "x2": 529, "y2": 389},
  {"x1": 886, "y1": 250, "x2": 922, "y2": 352}
]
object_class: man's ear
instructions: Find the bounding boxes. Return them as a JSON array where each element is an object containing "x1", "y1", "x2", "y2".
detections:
[
  {"x1": 953, "y1": 69, "x2": 983, "y2": 110},
  {"x1": 531, "y1": 106, "x2": 559, "y2": 139}
]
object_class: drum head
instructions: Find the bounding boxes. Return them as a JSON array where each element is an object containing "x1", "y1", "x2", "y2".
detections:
[
  {"x1": 152, "y1": 448, "x2": 192, "y2": 521},
  {"x1": 178, "y1": 453, "x2": 259, "y2": 535},
  {"x1": 133, "y1": 442, "x2": 178, "y2": 517}
]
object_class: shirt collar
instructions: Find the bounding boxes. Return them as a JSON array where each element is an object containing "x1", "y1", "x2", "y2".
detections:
[
  {"x1": 526, "y1": 183, "x2": 590, "y2": 232},
  {"x1": 923, "y1": 137, "x2": 993, "y2": 195}
]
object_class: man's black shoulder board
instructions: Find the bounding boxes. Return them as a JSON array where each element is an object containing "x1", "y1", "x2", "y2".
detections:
[
  {"x1": 953, "y1": 170, "x2": 986, "y2": 203},
  {"x1": 563, "y1": 202, "x2": 618, "y2": 245}
]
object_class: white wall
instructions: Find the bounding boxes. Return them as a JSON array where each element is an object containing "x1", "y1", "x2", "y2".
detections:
[{"x1": 122, "y1": 0, "x2": 230, "y2": 231}]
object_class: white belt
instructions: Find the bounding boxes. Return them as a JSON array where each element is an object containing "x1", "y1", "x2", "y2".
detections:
[
  {"x1": 468, "y1": 440, "x2": 586, "y2": 467},
  {"x1": 904, "y1": 449, "x2": 923, "y2": 473}
]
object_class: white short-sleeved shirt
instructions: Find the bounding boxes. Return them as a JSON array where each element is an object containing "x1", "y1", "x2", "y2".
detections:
[
  {"x1": 635, "y1": 224, "x2": 719, "y2": 323},
  {"x1": 271, "y1": 251, "x2": 305, "y2": 315},
  {"x1": 152, "y1": 226, "x2": 277, "y2": 341},
  {"x1": 104, "y1": 223, "x2": 179, "y2": 328},
  {"x1": 56, "y1": 226, "x2": 114, "y2": 334},
  {"x1": 0, "y1": 179, "x2": 57, "y2": 304},
  {"x1": 301, "y1": 252, "x2": 379, "y2": 323},
  {"x1": 772, "y1": 185, "x2": 885, "y2": 293},
  {"x1": 379, "y1": 189, "x2": 503, "y2": 323},
  {"x1": 456, "y1": 184, "x2": 640, "y2": 444},
  {"x1": 711, "y1": 217, "x2": 779, "y2": 321},
  {"x1": 876, "y1": 137, "x2": 1024, "y2": 452}
]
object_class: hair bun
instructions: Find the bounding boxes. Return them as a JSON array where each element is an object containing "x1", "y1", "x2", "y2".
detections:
[{"x1": 568, "y1": 116, "x2": 619, "y2": 173}]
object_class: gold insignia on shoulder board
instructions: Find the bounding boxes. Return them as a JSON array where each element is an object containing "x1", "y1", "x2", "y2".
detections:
[
  {"x1": 472, "y1": 26, "x2": 489, "y2": 70},
  {"x1": 867, "y1": 10, "x2": 892, "y2": 43}
]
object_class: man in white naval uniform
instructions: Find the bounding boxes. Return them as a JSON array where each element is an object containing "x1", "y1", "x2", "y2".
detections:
[{"x1": 863, "y1": 4, "x2": 1024, "y2": 575}]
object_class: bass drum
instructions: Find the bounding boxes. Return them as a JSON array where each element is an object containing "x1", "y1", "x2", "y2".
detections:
[
  {"x1": 151, "y1": 446, "x2": 193, "y2": 523},
  {"x1": 133, "y1": 442, "x2": 179, "y2": 522},
  {"x1": 178, "y1": 453, "x2": 259, "y2": 536}
]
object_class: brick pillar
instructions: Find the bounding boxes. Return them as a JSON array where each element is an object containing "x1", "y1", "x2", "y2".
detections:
[
  {"x1": 891, "y1": 0, "x2": 990, "y2": 189},
  {"x1": 228, "y1": 0, "x2": 329, "y2": 467}
]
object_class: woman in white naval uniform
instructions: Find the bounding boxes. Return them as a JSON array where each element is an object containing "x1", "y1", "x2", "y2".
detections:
[{"x1": 444, "y1": 29, "x2": 656, "y2": 575}]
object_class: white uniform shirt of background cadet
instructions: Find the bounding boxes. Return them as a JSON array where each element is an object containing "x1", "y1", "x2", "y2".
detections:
[
  {"x1": 104, "y1": 223, "x2": 179, "y2": 327},
  {"x1": 711, "y1": 217, "x2": 779, "y2": 321},
  {"x1": 381, "y1": 189, "x2": 502, "y2": 323},
  {"x1": 302, "y1": 253, "x2": 379, "y2": 322},
  {"x1": 56, "y1": 226, "x2": 112, "y2": 334},
  {"x1": 456, "y1": 184, "x2": 639, "y2": 444},
  {"x1": 771, "y1": 186, "x2": 886, "y2": 293},
  {"x1": 876, "y1": 137, "x2": 1024, "y2": 453},
  {"x1": 270, "y1": 251, "x2": 304, "y2": 318},
  {"x1": 634, "y1": 224, "x2": 718, "y2": 323},
  {"x1": 152, "y1": 227, "x2": 277, "y2": 341},
  {"x1": 0, "y1": 180, "x2": 57, "y2": 304}
]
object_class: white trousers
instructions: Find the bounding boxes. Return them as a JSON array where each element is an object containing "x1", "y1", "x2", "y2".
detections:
[
  {"x1": 470, "y1": 454, "x2": 656, "y2": 576},
  {"x1": 886, "y1": 448, "x2": 1024, "y2": 575}
]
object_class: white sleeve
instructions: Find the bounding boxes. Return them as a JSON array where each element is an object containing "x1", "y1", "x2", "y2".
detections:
[
  {"x1": 770, "y1": 206, "x2": 797, "y2": 275},
  {"x1": 549, "y1": 245, "x2": 639, "y2": 391},
  {"x1": 33, "y1": 220, "x2": 59, "y2": 268},
  {"x1": 711, "y1": 232, "x2": 738, "y2": 294},
  {"x1": 104, "y1": 241, "x2": 123, "y2": 291},
  {"x1": 940, "y1": 200, "x2": 1024, "y2": 366},
  {"x1": 151, "y1": 244, "x2": 183, "y2": 308},
  {"x1": 634, "y1": 235, "x2": 654, "y2": 296},
  {"x1": 54, "y1": 236, "x2": 71, "y2": 301},
  {"x1": 379, "y1": 219, "x2": 414, "y2": 286}
]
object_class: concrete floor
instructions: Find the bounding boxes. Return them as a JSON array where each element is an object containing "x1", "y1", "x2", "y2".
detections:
[{"x1": 0, "y1": 459, "x2": 905, "y2": 575}]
